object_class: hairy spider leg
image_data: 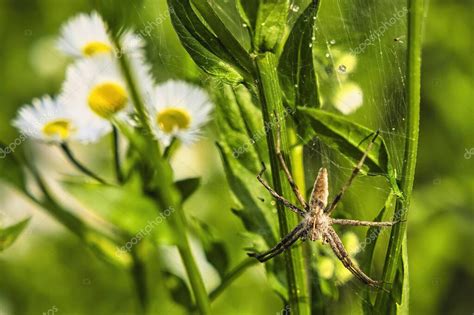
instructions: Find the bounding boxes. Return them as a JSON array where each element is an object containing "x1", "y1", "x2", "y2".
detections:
[
  {"x1": 257, "y1": 163, "x2": 306, "y2": 217},
  {"x1": 331, "y1": 218, "x2": 399, "y2": 227},
  {"x1": 325, "y1": 130, "x2": 381, "y2": 215},
  {"x1": 248, "y1": 222, "x2": 307, "y2": 262},
  {"x1": 325, "y1": 227, "x2": 381, "y2": 287},
  {"x1": 274, "y1": 121, "x2": 308, "y2": 209}
]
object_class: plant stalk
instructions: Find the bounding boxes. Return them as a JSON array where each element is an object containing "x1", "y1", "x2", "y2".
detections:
[
  {"x1": 209, "y1": 258, "x2": 258, "y2": 301},
  {"x1": 113, "y1": 40, "x2": 211, "y2": 314},
  {"x1": 112, "y1": 125, "x2": 125, "y2": 184},
  {"x1": 374, "y1": 0, "x2": 423, "y2": 310},
  {"x1": 255, "y1": 52, "x2": 310, "y2": 315},
  {"x1": 60, "y1": 143, "x2": 108, "y2": 185}
]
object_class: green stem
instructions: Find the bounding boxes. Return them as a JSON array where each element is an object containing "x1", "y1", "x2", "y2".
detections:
[
  {"x1": 112, "y1": 125, "x2": 125, "y2": 184},
  {"x1": 255, "y1": 53, "x2": 310, "y2": 315},
  {"x1": 60, "y1": 143, "x2": 108, "y2": 184},
  {"x1": 113, "y1": 38, "x2": 211, "y2": 314},
  {"x1": 374, "y1": 0, "x2": 423, "y2": 310},
  {"x1": 131, "y1": 247, "x2": 149, "y2": 314},
  {"x1": 209, "y1": 258, "x2": 257, "y2": 301},
  {"x1": 174, "y1": 206, "x2": 211, "y2": 314},
  {"x1": 163, "y1": 137, "x2": 180, "y2": 160}
]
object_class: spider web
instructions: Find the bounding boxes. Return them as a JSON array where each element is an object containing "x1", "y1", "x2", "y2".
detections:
[
  {"x1": 130, "y1": 0, "x2": 409, "y2": 311},
  {"x1": 297, "y1": 0, "x2": 408, "y2": 309}
]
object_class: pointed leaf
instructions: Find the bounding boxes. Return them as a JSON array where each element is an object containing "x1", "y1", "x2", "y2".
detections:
[
  {"x1": 279, "y1": 0, "x2": 321, "y2": 109},
  {"x1": 63, "y1": 180, "x2": 176, "y2": 245},
  {"x1": 0, "y1": 217, "x2": 30, "y2": 251},
  {"x1": 163, "y1": 271, "x2": 193, "y2": 309},
  {"x1": 237, "y1": 0, "x2": 259, "y2": 31},
  {"x1": 175, "y1": 177, "x2": 201, "y2": 202},
  {"x1": 168, "y1": 0, "x2": 246, "y2": 84},
  {"x1": 213, "y1": 83, "x2": 261, "y2": 174},
  {"x1": 298, "y1": 107, "x2": 396, "y2": 180},
  {"x1": 216, "y1": 142, "x2": 277, "y2": 248},
  {"x1": 190, "y1": 0, "x2": 254, "y2": 73},
  {"x1": 255, "y1": 0, "x2": 289, "y2": 51},
  {"x1": 189, "y1": 217, "x2": 229, "y2": 278}
]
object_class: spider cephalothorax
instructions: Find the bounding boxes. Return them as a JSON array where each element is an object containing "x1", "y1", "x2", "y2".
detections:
[{"x1": 248, "y1": 127, "x2": 398, "y2": 287}]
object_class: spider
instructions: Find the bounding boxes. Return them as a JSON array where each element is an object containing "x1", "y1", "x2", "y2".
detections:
[{"x1": 248, "y1": 126, "x2": 399, "y2": 287}]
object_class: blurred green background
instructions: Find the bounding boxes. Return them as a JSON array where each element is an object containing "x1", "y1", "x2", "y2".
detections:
[{"x1": 0, "y1": 0, "x2": 472, "y2": 314}]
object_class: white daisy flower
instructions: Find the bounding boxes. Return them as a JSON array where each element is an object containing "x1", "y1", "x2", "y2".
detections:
[
  {"x1": 146, "y1": 80, "x2": 213, "y2": 147},
  {"x1": 12, "y1": 95, "x2": 77, "y2": 143},
  {"x1": 59, "y1": 55, "x2": 152, "y2": 143},
  {"x1": 57, "y1": 11, "x2": 145, "y2": 59}
]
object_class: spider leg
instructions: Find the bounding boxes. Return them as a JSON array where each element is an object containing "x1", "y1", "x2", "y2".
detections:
[
  {"x1": 325, "y1": 227, "x2": 382, "y2": 287},
  {"x1": 275, "y1": 121, "x2": 308, "y2": 209},
  {"x1": 248, "y1": 223, "x2": 306, "y2": 262},
  {"x1": 257, "y1": 163, "x2": 306, "y2": 217},
  {"x1": 325, "y1": 130, "x2": 380, "y2": 215},
  {"x1": 331, "y1": 218, "x2": 400, "y2": 227}
]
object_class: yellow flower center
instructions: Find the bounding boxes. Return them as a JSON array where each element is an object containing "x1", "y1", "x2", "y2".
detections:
[
  {"x1": 82, "y1": 41, "x2": 112, "y2": 56},
  {"x1": 42, "y1": 119, "x2": 72, "y2": 140},
  {"x1": 156, "y1": 108, "x2": 191, "y2": 133},
  {"x1": 88, "y1": 82, "x2": 128, "y2": 119}
]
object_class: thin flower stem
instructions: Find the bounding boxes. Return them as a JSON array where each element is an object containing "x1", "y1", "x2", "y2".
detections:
[
  {"x1": 60, "y1": 143, "x2": 108, "y2": 184},
  {"x1": 189, "y1": 258, "x2": 257, "y2": 312},
  {"x1": 374, "y1": 0, "x2": 423, "y2": 309},
  {"x1": 112, "y1": 125, "x2": 125, "y2": 184},
  {"x1": 255, "y1": 53, "x2": 310, "y2": 315},
  {"x1": 163, "y1": 137, "x2": 179, "y2": 160},
  {"x1": 25, "y1": 156, "x2": 151, "y2": 313},
  {"x1": 131, "y1": 247, "x2": 149, "y2": 314},
  {"x1": 112, "y1": 37, "x2": 211, "y2": 314},
  {"x1": 209, "y1": 258, "x2": 258, "y2": 301}
]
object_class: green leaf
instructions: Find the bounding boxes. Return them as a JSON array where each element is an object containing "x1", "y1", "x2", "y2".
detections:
[
  {"x1": 279, "y1": 0, "x2": 321, "y2": 109},
  {"x1": 63, "y1": 180, "x2": 176, "y2": 245},
  {"x1": 255, "y1": 0, "x2": 290, "y2": 51},
  {"x1": 213, "y1": 83, "x2": 262, "y2": 174},
  {"x1": 175, "y1": 177, "x2": 201, "y2": 202},
  {"x1": 396, "y1": 239, "x2": 410, "y2": 314},
  {"x1": 163, "y1": 271, "x2": 193, "y2": 309},
  {"x1": 0, "y1": 150, "x2": 130, "y2": 266},
  {"x1": 360, "y1": 193, "x2": 395, "y2": 272},
  {"x1": 189, "y1": 217, "x2": 229, "y2": 278},
  {"x1": 237, "y1": 0, "x2": 259, "y2": 31},
  {"x1": 232, "y1": 85, "x2": 269, "y2": 164},
  {"x1": 361, "y1": 193, "x2": 395, "y2": 314},
  {"x1": 0, "y1": 217, "x2": 30, "y2": 251},
  {"x1": 0, "y1": 141, "x2": 26, "y2": 191},
  {"x1": 168, "y1": 0, "x2": 246, "y2": 84},
  {"x1": 190, "y1": 0, "x2": 254, "y2": 73},
  {"x1": 298, "y1": 107, "x2": 396, "y2": 180},
  {"x1": 216, "y1": 142, "x2": 277, "y2": 248}
]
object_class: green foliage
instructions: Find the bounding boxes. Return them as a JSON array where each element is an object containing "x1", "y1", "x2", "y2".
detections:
[
  {"x1": 2, "y1": 0, "x2": 470, "y2": 314},
  {"x1": 279, "y1": 0, "x2": 321, "y2": 109},
  {"x1": 163, "y1": 271, "x2": 194, "y2": 309},
  {"x1": 175, "y1": 177, "x2": 201, "y2": 202},
  {"x1": 237, "y1": 0, "x2": 259, "y2": 31},
  {"x1": 189, "y1": 217, "x2": 229, "y2": 278},
  {"x1": 299, "y1": 107, "x2": 396, "y2": 179},
  {"x1": 0, "y1": 142, "x2": 26, "y2": 191},
  {"x1": 62, "y1": 179, "x2": 175, "y2": 245},
  {"x1": 167, "y1": 0, "x2": 247, "y2": 83},
  {"x1": 254, "y1": 0, "x2": 290, "y2": 51},
  {"x1": 213, "y1": 83, "x2": 277, "y2": 246},
  {"x1": 0, "y1": 217, "x2": 30, "y2": 251}
]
